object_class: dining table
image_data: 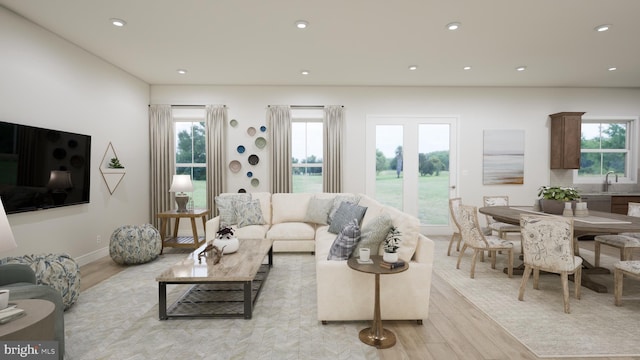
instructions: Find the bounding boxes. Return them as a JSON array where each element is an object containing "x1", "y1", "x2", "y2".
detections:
[{"x1": 478, "y1": 206, "x2": 640, "y2": 293}]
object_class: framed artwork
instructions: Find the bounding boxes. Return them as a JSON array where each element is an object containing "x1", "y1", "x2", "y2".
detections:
[{"x1": 483, "y1": 129, "x2": 524, "y2": 185}]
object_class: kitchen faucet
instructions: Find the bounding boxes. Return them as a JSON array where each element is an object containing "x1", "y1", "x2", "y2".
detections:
[{"x1": 604, "y1": 171, "x2": 618, "y2": 192}]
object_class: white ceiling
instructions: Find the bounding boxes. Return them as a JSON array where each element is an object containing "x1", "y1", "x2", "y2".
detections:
[{"x1": 2, "y1": 0, "x2": 640, "y2": 87}]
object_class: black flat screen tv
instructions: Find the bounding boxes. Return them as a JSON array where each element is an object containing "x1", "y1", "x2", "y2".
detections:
[{"x1": 0, "y1": 121, "x2": 91, "y2": 214}]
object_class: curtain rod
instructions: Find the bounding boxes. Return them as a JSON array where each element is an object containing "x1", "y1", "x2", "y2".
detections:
[
  {"x1": 268, "y1": 105, "x2": 344, "y2": 108},
  {"x1": 147, "y1": 105, "x2": 226, "y2": 107}
]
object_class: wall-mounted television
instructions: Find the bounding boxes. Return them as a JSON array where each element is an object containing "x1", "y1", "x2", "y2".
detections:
[{"x1": 0, "y1": 121, "x2": 91, "y2": 214}]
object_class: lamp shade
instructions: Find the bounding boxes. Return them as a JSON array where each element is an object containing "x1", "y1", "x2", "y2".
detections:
[
  {"x1": 169, "y1": 175, "x2": 194, "y2": 193},
  {"x1": 47, "y1": 170, "x2": 73, "y2": 190},
  {"x1": 0, "y1": 198, "x2": 17, "y2": 253}
]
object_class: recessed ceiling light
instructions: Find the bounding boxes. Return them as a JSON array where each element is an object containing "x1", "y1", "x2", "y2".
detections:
[
  {"x1": 301, "y1": 70, "x2": 310, "y2": 75},
  {"x1": 408, "y1": 65, "x2": 418, "y2": 71},
  {"x1": 110, "y1": 18, "x2": 126, "y2": 27},
  {"x1": 446, "y1": 22, "x2": 461, "y2": 30},
  {"x1": 608, "y1": 67, "x2": 617, "y2": 71},
  {"x1": 516, "y1": 66, "x2": 527, "y2": 72},
  {"x1": 177, "y1": 69, "x2": 187, "y2": 75},
  {"x1": 594, "y1": 24, "x2": 611, "y2": 32},
  {"x1": 295, "y1": 20, "x2": 309, "y2": 29},
  {"x1": 463, "y1": 66, "x2": 472, "y2": 70}
]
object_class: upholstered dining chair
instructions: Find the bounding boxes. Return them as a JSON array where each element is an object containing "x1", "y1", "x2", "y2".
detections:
[
  {"x1": 483, "y1": 195, "x2": 521, "y2": 240},
  {"x1": 613, "y1": 260, "x2": 640, "y2": 306},
  {"x1": 519, "y1": 215, "x2": 582, "y2": 314},
  {"x1": 456, "y1": 205, "x2": 514, "y2": 278},
  {"x1": 447, "y1": 198, "x2": 463, "y2": 256},
  {"x1": 594, "y1": 202, "x2": 640, "y2": 267}
]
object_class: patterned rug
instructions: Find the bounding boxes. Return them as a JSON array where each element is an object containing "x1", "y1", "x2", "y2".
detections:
[
  {"x1": 434, "y1": 239, "x2": 640, "y2": 358},
  {"x1": 63, "y1": 252, "x2": 380, "y2": 360}
]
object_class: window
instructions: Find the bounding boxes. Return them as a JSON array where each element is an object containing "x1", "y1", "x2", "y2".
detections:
[
  {"x1": 173, "y1": 108, "x2": 206, "y2": 208},
  {"x1": 292, "y1": 109, "x2": 323, "y2": 193},
  {"x1": 576, "y1": 117, "x2": 638, "y2": 183}
]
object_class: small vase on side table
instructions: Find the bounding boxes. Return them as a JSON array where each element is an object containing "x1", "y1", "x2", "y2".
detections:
[{"x1": 383, "y1": 251, "x2": 398, "y2": 263}]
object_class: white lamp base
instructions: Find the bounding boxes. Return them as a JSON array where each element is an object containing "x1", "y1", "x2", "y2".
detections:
[{"x1": 175, "y1": 194, "x2": 189, "y2": 212}]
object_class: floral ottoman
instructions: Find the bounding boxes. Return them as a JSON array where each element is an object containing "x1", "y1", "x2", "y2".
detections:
[
  {"x1": 0, "y1": 253, "x2": 80, "y2": 310},
  {"x1": 109, "y1": 224, "x2": 161, "y2": 265}
]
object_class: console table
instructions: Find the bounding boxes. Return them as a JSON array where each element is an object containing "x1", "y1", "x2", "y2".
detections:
[
  {"x1": 347, "y1": 255, "x2": 409, "y2": 349},
  {"x1": 157, "y1": 209, "x2": 209, "y2": 254}
]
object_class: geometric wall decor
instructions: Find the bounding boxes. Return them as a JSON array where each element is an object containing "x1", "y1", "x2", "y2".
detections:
[{"x1": 100, "y1": 142, "x2": 126, "y2": 195}]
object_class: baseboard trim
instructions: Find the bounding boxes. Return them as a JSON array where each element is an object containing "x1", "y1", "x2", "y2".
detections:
[{"x1": 75, "y1": 247, "x2": 109, "y2": 266}]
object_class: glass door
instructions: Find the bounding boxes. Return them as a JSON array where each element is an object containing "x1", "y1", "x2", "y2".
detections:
[{"x1": 366, "y1": 116, "x2": 457, "y2": 234}]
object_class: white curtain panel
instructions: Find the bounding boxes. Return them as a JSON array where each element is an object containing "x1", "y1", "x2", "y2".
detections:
[
  {"x1": 323, "y1": 105, "x2": 344, "y2": 193},
  {"x1": 149, "y1": 104, "x2": 175, "y2": 228},
  {"x1": 205, "y1": 105, "x2": 227, "y2": 216},
  {"x1": 267, "y1": 105, "x2": 292, "y2": 193}
]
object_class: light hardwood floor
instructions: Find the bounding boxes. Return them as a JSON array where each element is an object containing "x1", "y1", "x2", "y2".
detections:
[{"x1": 79, "y1": 238, "x2": 636, "y2": 360}]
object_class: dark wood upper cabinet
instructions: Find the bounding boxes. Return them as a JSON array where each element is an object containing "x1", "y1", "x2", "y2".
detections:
[{"x1": 549, "y1": 112, "x2": 584, "y2": 169}]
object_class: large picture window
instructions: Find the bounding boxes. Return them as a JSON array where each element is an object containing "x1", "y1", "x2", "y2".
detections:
[
  {"x1": 291, "y1": 109, "x2": 323, "y2": 193},
  {"x1": 576, "y1": 117, "x2": 637, "y2": 183},
  {"x1": 174, "y1": 110, "x2": 206, "y2": 208}
]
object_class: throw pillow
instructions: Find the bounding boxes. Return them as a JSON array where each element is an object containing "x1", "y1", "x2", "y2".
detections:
[
  {"x1": 215, "y1": 194, "x2": 250, "y2": 227},
  {"x1": 303, "y1": 196, "x2": 334, "y2": 225},
  {"x1": 328, "y1": 202, "x2": 368, "y2": 234},
  {"x1": 354, "y1": 213, "x2": 393, "y2": 256},
  {"x1": 327, "y1": 219, "x2": 361, "y2": 260},
  {"x1": 236, "y1": 199, "x2": 266, "y2": 228},
  {"x1": 328, "y1": 194, "x2": 361, "y2": 224}
]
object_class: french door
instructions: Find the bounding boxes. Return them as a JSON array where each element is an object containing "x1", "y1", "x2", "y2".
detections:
[{"x1": 365, "y1": 116, "x2": 458, "y2": 235}]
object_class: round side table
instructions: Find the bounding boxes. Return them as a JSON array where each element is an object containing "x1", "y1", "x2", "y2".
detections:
[
  {"x1": 347, "y1": 255, "x2": 409, "y2": 349},
  {"x1": 0, "y1": 299, "x2": 55, "y2": 341}
]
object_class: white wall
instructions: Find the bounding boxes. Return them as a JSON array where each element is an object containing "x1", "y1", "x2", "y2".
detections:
[
  {"x1": 151, "y1": 85, "x2": 640, "y2": 223},
  {"x1": 0, "y1": 7, "x2": 150, "y2": 264}
]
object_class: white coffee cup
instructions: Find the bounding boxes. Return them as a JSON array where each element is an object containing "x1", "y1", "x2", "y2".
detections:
[
  {"x1": 359, "y1": 248, "x2": 370, "y2": 262},
  {"x1": 0, "y1": 289, "x2": 9, "y2": 310}
]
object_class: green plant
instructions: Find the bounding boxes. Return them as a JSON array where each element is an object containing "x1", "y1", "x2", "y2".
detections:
[
  {"x1": 383, "y1": 227, "x2": 402, "y2": 253},
  {"x1": 108, "y1": 157, "x2": 124, "y2": 169},
  {"x1": 537, "y1": 186, "x2": 580, "y2": 201}
]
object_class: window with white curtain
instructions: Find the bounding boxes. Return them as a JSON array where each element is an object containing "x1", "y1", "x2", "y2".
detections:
[
  {"x1": 291, "y1": 109, "x2": 323, "y2": 193},
  {"x1": 173, "y1": 108, "x2": 207, "y2": 207}
]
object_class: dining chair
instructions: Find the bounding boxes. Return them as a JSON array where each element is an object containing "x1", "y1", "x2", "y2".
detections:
[
  {"x1": 594, "y1": 202, "x2": 640, "y2": 267},
  {"x1": 456, "y1": 205, "x2": 514, "y2": 278},
  {"x1": 613, "y1": 260, "x2": 640, "y2": 306},
  {"x1": 447, "y1": 198, "x2": 463, "y2": 256},
  {"x1": 483, "y1": 196, "x2": 521, "y2": 240},
  {"x1": 519, "y1": 215, "x2": 582, "y2": 313}
]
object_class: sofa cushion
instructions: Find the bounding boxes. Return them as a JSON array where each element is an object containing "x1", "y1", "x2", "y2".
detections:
[
  {"x1": 328, "y1": 194, "x2": 361, "y2": 224},
  {"x1": 354, "y1": 212, "x2": 393, "y2": 255},
  {"x1": 236, "y1": 199, "x2": 266, "y2": 228},
  {"x1": 267, "y1": 222, "x2": 316, "y2": 240},
  {"x1": 250, "y1": 192, "x2": 272, "y2": 225},
  {"x1": 327, "y1": 219, "x2": 361, "y2": 260},
  {"x1": 215, "y1": 194, "x2": 250, "y2": 227},
  {"x1": 232, "y1": 224, "x2": 269, "y2": 239},
  {"x1": 357, "y1": 194, "x2": 385, "y2": 228},
  {"x1": 303, "y1": 196, "x2": 334, "y2": 225},
  {"x1": 328, "y1": 202, "x2": 368, "y2": 234},
  {"x1": 272, "y1": 193, "x2": 312, "y2": 223}
]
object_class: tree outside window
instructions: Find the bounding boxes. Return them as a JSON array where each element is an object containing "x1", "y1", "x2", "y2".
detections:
[{"x1": 175, "y1": 121, "x2": 206, "y2": 208}]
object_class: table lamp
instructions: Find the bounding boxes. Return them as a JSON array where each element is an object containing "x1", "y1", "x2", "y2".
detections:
[
  {"x1": 169, "y1": 174, "x2": 194, "y2": 212},
  {"x1": 0, "y1": 198, "x2": 18, "y2": 253}
]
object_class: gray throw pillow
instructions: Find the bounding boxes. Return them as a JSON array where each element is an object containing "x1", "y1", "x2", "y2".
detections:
[
  {"x1": 354, "y1": 213, "x2": 393, "y2": 256},
  {"x1": 215, "y1": 194, "x2": 250, "y2": 227},
  {"x1": 328, "y1": 202, "x2": 368, "y2": 234},
  {"x1": 327, "y1": 219, "x2": 361, "y2": 260},
  {"x1": 303, "y1": 197, "x2": 333, "y2": 225},
  {"x1": 328, "y1": 194, "x2": 360, "y2": 224},
  {"x1": 236, "y1": 199, "x2": 266, "y2": 228}
]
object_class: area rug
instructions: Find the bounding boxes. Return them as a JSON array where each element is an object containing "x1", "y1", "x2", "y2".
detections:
[
  {"x1": 433, "y1": 239, "x2": 640, "y2": 358},
  {"x1": 63, "y1": 252, "x2": 379, "y2": 360}
]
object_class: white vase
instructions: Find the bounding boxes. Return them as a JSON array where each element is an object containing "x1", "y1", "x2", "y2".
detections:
[
  {"x1": 212, "y1": 237, "x2": 239, "y2": 254},
  {"x1": 383, "y1": 251, "x2": 398, "y2": 263}
]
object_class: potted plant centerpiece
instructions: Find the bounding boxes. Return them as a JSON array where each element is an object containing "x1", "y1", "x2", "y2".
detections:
[
  {"x1": 537, "y1": 186, "x2": 581, "y2": 214},
  {"x1": 382, "y1": 226, "x2": 402, "y2": 263}
]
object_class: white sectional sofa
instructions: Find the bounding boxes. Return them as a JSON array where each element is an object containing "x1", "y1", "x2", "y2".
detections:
[{"x1": 205, "y1": 192, "x2": 435, "y2": 322}]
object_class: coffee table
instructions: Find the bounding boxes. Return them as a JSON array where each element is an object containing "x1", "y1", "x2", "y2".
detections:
[
  {"x1": 156, "y1": 238, "x2": 273, "y2": 320},
  {"x1": 347, "y1": 255, "x2": 409, "y2": 349}
]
